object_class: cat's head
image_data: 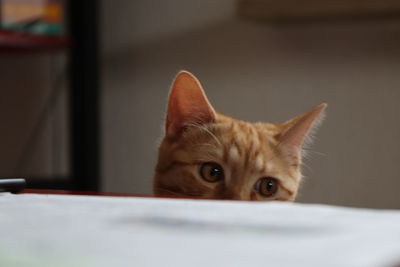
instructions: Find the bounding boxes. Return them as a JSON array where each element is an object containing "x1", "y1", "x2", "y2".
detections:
[{"x1": 153, "y1": 71, "x2": 326, "y2": 201}]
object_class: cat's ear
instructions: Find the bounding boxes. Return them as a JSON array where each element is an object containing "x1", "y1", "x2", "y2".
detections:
[
  {"x1": 166, "y1": 71, "x2": 216, "y2": 138},
  {"x1": 277, "y1": 103, "x2": 327, "y2": 164}
]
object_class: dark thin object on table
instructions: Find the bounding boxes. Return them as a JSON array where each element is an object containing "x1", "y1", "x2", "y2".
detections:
[{"x1": 0, "y1": 178, "x2": 26, "y2": 193}]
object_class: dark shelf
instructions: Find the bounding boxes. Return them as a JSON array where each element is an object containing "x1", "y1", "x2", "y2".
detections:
[{"x1": 0, "y1": 30, "x2": 69, "y2": 52}]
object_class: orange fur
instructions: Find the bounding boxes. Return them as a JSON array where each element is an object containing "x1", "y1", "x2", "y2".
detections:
[{"x1": 153, "y1": 71, "x2": 326, "y2": 201}]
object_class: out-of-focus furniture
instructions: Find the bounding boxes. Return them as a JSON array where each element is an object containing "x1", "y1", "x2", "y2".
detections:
[{"x1": 0, "y1": 0, "x2": 101, "y2": 192}]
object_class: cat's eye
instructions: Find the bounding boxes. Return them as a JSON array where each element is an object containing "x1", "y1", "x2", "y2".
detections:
[
  {"x1": 199, "y1": 162, "x2": 224, "y2": 182},
  {"x1": 255, "y1": 177, "x2": 279, "y2": 197}
]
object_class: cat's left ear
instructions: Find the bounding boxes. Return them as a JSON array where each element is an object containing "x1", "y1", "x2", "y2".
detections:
[
  {"x1": 166, "y1": 71, "x2": 216, "y2": 139},
  {"x1": 277, "y1": 103, "x2": 327, "y2": 164}
]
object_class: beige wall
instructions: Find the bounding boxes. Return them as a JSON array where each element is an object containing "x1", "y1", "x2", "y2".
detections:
[
  {"x1": 102, "y1": 3, "x2": 400, "y2": 208},
  {"x1": 102, "y1": 0, "x2": 236, "y2": 53}
]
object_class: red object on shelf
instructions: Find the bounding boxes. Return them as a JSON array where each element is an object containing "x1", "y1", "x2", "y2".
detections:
[{"x1": 0, "y1": 30, "x2": 69, "y2": 52}]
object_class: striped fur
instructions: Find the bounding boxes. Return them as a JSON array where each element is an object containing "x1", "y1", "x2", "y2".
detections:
[{"x1": 153, "y1": 71, "x2": 326, "y2": 201}]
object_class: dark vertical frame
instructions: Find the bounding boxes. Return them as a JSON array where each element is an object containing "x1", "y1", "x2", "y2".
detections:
[{"x1": 68, "y1": 0, "x2": 100, "y2": 191}]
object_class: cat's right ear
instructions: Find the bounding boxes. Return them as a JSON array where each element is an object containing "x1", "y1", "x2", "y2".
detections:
[
  {"x1": 166, "y1": 71, "x2": 216, "y2": 139},
  {"x1": 277, "y1": 102, "x2": 327, "y2": 164}
]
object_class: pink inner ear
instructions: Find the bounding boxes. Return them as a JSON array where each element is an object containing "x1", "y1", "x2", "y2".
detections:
[{"x1": 166, "y1": 71, "x2": 216, "y2": 138}]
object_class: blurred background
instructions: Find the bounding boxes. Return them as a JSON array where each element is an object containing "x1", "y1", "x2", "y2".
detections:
[{"x1": 1, "y1": 0, "x2": 400, "y2": 208}]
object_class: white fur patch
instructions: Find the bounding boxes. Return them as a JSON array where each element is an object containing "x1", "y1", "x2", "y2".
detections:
[
  {"x1": 255, "y1": 154, "x2": 264, "y2": 171},
  {"x1": 266, "y1": 162, "x2": 275, "y2": 172},
  {"x1": 228, "y1": 145, "x2": 240, "y2": 162}
]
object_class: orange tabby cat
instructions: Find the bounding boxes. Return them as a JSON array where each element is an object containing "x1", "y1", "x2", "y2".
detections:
[{"x1": 153, "y1": 71, "x2": 326, "y2": 201}]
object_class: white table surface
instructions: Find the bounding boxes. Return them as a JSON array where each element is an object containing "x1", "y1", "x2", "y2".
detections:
[{"x1": 1, "y1": 193, "x2": 400, "y2": 267}]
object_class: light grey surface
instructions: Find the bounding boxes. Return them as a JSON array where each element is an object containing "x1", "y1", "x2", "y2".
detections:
[{"x1": 1, "y1": 193, "x2": 400, "y2": 267}]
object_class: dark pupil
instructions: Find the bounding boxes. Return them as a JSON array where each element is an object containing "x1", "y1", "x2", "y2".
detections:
[
  {"x1": 266, "y1": 180, "x2": 273, "y2": 191},
  {"x1": 210, "y1": 167, "x2": 220, "y2": 178}
]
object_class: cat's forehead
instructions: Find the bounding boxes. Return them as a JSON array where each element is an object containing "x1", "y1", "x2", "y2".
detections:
[
  {"x1": 215, "y1": 114, "x2": 279, "y2": 145},
  {"x1": 211, "y1": 116, "x2": 280, "y2": 170}
]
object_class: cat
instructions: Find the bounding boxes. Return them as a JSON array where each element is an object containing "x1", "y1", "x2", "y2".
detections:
[{"x1": 153, "y1": 71, "x2": 326, "y2": 201}]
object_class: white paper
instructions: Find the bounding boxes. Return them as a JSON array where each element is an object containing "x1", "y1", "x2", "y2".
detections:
[{"x1": 1, "y1": 193, "x2": 400, "y2": 267}]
